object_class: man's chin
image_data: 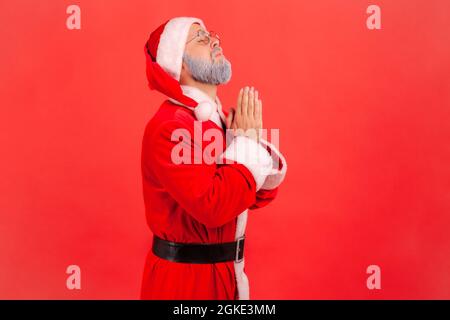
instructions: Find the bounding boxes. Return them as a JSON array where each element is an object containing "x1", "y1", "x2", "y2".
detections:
[{"x1": 198, "y1": 79, "x2": 230, "y2": 85}]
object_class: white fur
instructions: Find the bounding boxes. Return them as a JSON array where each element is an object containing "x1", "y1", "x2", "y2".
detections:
[
  {"x1": 234, "y1": 210, "x2": 249, "y2": 300},
  {"x1": 259, "y1": 138, "x2": 288, "y2": 190},
  {"x1": 195, "y1": 101, "x2": 215, "y2": 121},
  {"x1": 157, "y1": 17, "x2": 206, "y2": 81},
  {"x1": 169, "y1": 85, "x2": 223, "y2": 127},
  {"x1": 221, "y1": 135, "x2": 274, "y2": 191}
]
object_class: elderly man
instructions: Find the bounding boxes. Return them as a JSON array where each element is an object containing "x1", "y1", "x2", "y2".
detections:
[{"x1": 140, "y1": 17, "x2": 287, "y2": 300}]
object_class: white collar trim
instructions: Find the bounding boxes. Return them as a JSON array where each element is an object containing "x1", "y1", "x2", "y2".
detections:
[{"x1": 168, "y1": 85, "x2": 227, "y2": 129}]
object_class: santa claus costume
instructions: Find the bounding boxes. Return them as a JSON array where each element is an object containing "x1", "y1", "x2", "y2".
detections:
[{"x1": 140, "y1": 17, "x2": 287, "y2": 300}]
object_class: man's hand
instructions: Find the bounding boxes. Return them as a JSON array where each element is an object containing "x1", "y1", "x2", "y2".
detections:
[{"x1": 226, "y1": 86, "x2": 263, "y2": 142}]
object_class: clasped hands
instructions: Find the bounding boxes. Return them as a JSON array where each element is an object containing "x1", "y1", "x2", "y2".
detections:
[{"x1": 226, "y1": 86, "x2": 263, "y2": 142}]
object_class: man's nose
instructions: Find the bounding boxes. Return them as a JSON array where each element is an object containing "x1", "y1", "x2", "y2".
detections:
[{"x1": 210, "y1": 38, "x2": 220, "y2": 49}]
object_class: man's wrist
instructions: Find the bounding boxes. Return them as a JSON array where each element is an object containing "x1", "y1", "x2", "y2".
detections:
[{"x1": 233, "y1": 128, "x2": 260, "y2": 142}]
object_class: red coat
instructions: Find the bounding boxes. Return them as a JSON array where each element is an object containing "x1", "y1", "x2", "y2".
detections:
[{"x1": 140, "y1": 86, "x2": 287, "y2": 300}]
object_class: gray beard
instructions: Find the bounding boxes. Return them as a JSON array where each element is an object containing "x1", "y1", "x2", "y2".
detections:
[{"x1": 182, "y1": 52, "x2": 232, "y2": 85}]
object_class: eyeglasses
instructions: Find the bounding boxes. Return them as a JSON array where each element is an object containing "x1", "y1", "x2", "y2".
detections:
[{"x1": 186, "y1": 29, "x2": 220, "y2": 46}]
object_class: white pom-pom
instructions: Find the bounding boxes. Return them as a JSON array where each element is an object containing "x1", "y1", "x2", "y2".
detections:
[{"x1": 194, "y1": 101, "x2": 215, "y2": 121}]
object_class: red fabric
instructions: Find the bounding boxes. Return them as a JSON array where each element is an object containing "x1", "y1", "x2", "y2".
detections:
[
  {"x1": 146, "y1": 20, "x2": 168, "y2": 62},
  {"x1": 144, "y1": 44, "x2": 198, "y2": 107},
  {"x1": 140, "y1": 100, "x2": 278, "y2": 299},
  {"x1": 144, "y1": 22, "x2": 199, "y2": 108}
]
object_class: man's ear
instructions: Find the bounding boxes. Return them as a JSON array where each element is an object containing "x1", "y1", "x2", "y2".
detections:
[
  {"x1": 179, "y1": 61, "x2": 190, "y2": 85},
  {"x1": 181, "y1": 59, "x2": 191, "y2": 75}
]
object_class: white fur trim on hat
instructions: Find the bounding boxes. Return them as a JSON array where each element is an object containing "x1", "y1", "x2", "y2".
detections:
[
  {"x1": 168, "y1": 85, "x2": 222, "y2": 125},
  {"x1": 156, "y1": 17, "x2": 206, "y2": 81}
]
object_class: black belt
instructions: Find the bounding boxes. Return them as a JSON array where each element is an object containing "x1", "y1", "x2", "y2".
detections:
[{"x1": 152, "y1": 235, "x2": 245, "y2": 264}]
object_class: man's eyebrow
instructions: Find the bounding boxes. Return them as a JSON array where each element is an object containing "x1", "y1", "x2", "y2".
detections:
[{"x1": 190, "y1": 27, "x2": 208, "y2": 39}]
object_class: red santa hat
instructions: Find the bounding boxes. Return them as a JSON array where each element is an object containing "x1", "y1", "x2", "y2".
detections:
[{"x1": 144, "y1": 17, "x2": 216, "y2": 121}]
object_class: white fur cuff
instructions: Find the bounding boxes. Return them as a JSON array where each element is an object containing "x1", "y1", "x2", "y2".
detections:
[
  {"x1": 259, "y1": 138, "x2": 287, "y2": 190},
  {"x1": 221, "y1": 135, "x2": 273, "y2": 191}
]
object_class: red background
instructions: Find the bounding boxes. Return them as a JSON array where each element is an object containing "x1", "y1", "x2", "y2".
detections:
[{"x1": 1, "y1": 0, "x2": 449, "y2": 299}]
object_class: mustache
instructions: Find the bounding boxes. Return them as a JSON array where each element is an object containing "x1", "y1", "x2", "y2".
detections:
[
  {"x1": 183, "y1": 51, "x2": 232, "y2": 85},
  {"x1": 211, "y1": 47, "x2": 223, "y2": 58}
]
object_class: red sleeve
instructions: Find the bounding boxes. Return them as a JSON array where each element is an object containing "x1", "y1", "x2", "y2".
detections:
[
  {"x1": 143, "y1": 120, "x2": 258, "y2": 228},
  {"x1": 249, "y1": 137, "x2": 287, "y2": 210},
  {"x1": 249, "y1": 187, "x2": 279, "y2": 210}
]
